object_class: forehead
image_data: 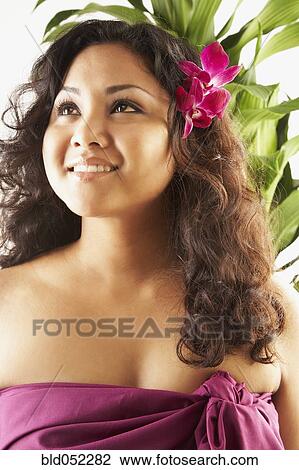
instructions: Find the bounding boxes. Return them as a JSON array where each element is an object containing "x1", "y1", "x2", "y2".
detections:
[{"x1": 63, "y1": 43, "x2": 169, "y2": 101}]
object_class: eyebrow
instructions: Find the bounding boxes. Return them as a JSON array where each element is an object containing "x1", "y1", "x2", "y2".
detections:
[{"x1": 59, "y1": 84, "x2": 154, "y2": 97}]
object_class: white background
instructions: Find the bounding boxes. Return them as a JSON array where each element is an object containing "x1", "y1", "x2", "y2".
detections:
[{"x1": 0, "y1": 0, "x2": 298, "y2": 276}]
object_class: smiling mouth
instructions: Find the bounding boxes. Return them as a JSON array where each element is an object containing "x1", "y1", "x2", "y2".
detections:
[
  {"x1": 67, "y1": 166, "x2": 119, "y2": 182},
  {"x1": 68, "y1": 166, "x2": 118, "y2": 173}
]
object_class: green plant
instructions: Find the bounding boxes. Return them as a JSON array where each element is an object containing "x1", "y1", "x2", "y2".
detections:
[{"x1": 33, "y1": 0, "x2": 299, "y2": 290}]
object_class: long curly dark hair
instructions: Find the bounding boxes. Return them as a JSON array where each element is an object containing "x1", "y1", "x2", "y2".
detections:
[{"x1": 0, "y1": 19, "x2": 285, "y2": 367}]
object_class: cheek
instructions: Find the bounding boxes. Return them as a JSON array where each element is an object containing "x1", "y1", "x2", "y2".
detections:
[
  {"x1": 42, "y1": 127, "x2": 68, "y2": 166},
  {"x1": 41, "y1": 128, "x2": 68, "y2": 197},
  {"x1": 137, "y1": 124, "x2": 174, "y2": 174},
  {"x1": 126, "y1": 128, "x2": 175, "y2": 197}
]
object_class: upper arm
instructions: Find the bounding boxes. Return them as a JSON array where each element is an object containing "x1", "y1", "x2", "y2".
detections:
[{"x1": 271, "y1": 273, "x2": 299, "y2": 449}]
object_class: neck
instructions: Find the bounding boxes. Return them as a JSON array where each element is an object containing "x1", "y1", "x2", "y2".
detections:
[{"x1": 64, "y1": 200, "x2": 178, "y2": 288}]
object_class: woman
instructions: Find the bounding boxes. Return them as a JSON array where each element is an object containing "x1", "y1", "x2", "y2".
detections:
[{"x1": 0, "y1": 19, "x2": 298, "y2": 450}]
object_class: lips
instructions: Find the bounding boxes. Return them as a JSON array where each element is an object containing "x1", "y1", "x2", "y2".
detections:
[{"x1": 68, "y1": 168, "x2": 118, "y2": 182}]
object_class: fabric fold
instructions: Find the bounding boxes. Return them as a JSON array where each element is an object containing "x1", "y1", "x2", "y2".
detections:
[
  {"x1": 0, "y1": 370, "x2": 284, "y2": 450},
  {"x1": 194, "y1": 371, "x2": 284, "y2": 449}
]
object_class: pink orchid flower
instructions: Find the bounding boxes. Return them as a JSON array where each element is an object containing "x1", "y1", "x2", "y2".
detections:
[
  {"x1": 176, "y1": 76, "x2": 231, "y2": 139},
  {"x1": 175, "y1": 41, "x2": 242, "y2": 138},
  {"x1": 178, "y1": 41, "x2": 242, "y2": 91}
]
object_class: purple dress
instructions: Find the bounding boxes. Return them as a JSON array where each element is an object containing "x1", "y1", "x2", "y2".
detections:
[{"x1": 0, "y1": 370, "x2": 284, "y2": 450}]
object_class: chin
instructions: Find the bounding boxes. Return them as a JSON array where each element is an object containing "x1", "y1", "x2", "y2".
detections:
[{"x1": 65, "y1": 203, "x2": 118, "y2": 218}]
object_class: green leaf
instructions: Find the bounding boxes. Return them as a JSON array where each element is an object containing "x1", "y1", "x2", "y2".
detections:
[
  {"x1": 241, "y1": 97, "x2": 299, "y2": 135},
  {"x1": 252, "y1": 134, "x2": 299, "y2": 211},
  {"x1": 237, "y1": 62, "x2": 257, "y2": 85},
  {"x1": 223, "y1": 0, "x2": 299, "y2": 63},
  {"x1": 127, "y1": 0, "x2": 148, "y2": 11},
  {"x1": 225, "y1": 83, "x2": 279, "y2": 101},
  {"x1": 280, "y1": 134, "x2": 299, "y2": 158},
  {"x1": 270, "y1": 98, "x2": 299, "y2": 114},
  {"x1": 270, "y1": 189, "x2": 299, "y2": 251},
  {"x1": 185, "y1": 0, "x2": 222, "y2": 45},
  {"x1": 252, "y1": 120, "x2": 278, "y2": 157},
  {"x1": 269, "y1": 135, "x2": 299, "y2": 195},
  {"x1": 273, "y1": 114, "x2": 292, "y2": 204},
  {"x1": 220, "y1": 27, "x2": 246, "y2": 59},
  {"x1": 216, "y1": 0, "x2": 245, "y2": 40},
  {"x1": 275, "y1": 162, "x2": 294, "y2": 204},
  {"x1": 255, "y1": 22, "x2": 299, "y2": 64},
  {"x1": 42, "y1": 22, "x2": 80, "y2": 44},
  {"x1": 249, "y1": 83, "x2": 279, "y2": 156},
  {"x1": 150, "y1": 1, "x2": 195, "y2": 36},
  {"x1": 32, "y1": 0, "x2": 46, "y2": 12},
  {"x1": 243, "y1": 0, "x2": 299, "y2": 41},
  {"x1": 233, "y1": 80, "x2": 275, "y2": 144},
  {"x1": 73, "y1": 2, "x2": 150, "y2": 24},
  {"x1": 251, "y1": 20, "x2": 263, "y2": 68},
  {"x1": 247, "y1": 122, "x2": 277, "y2": 159},
  {"x1": 277, "y1": 113, "x2": 290, "y2": 148},
  {"x1": 151, "y1": 0, "x2": 174, "y2": 26},
  {"x1": 44, "y1": 10, "x2": 81, "y2": 36},
  {"x1": 41, "y1": 3, "x2": 152, "y2": 43},
  {"x1": 170, "y1": 0, "x2": 195, "y2": 36},
  {"x1": 151, "y1": 15, "x2": 179, "y2": 36}
]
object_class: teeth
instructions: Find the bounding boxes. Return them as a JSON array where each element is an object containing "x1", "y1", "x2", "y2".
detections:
[
  {"x1": 87, "y1": 165, "x2": 98, "y2": 172},
  {"x1": 72, "y1": 164, "x2": 115, "y2": 173},
  {"x1": 74, "y1": 165, "x2": 87, "y2": 172}
]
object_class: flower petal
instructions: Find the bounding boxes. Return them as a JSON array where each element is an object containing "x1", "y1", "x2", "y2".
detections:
[
  {"x1": 198, "y1": 70, "x2": 211, "y2": 84},
  {"x1": 192, "y1": 110, "x2": 212, "y2": 128},
  {"x1": 182, "y1": 71, "x2": 211, "y2": 92},
  {"x1": 178, "y1": 60, "x2": 202, "y2": 77},
  {"x1": 201, "y1": 88, "x2": 231, "y2": 118},
  {"x1": 212, "y1": 65, "x2": 242, "y2": 87},
  {"x1": 182, "y1": 112, "x2": 194, "y2": 139},
  {"x1": 182, "y1": 77, "x2": 194, "y2": 92},
  {"x1": 216, "y1": 91, "x2": 231, "y2": 119},
  {"x1": 189, "y1": 77, "x2": 204, "y2": 106},
  {"x1": 200, "y1": 42, "x2": 229, "y2": 78},
  {"x1": 175, "y1": 86, "x2": 195, "y2": 112}
]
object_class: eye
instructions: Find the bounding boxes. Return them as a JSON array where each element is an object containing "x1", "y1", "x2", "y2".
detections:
[
  {"x1": 54, "y1": 97, "x2": 141, "y2": 116},
  {"x1": 111, "y1": 99, "x2": 141, "y2": 114},
  {"x1": 54, "y1": 99, "x2": 79, "y2": 116},
  {"x1": 55, "y1": 101, "x2": 76, "y2": 116}
]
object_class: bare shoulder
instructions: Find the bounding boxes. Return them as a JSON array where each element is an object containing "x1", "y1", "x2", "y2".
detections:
[
  {"x1": 216, "y1": 273, "x2": 298, "y2": 393},
  {"x1": 0, "y1": 262, "x2": 36, "y2": 318},
  {"x1": 270, "y1": 272, "x2": 299, "y2": 348},
  {"x1": 270, "y1": 272, "x2": 299, "y2": 449},
  {"x1": 0, "y1": 263, "x2": 24, "y2": 284},
  {"x1": 0, "y1": 264, "x2": 29, "y2": 306},
  {"x1": 270, "y1": 271, "x2": 299, "y2": 379},
  {"x1": 0, "y1": 250, "x2": 59, "y2": 316}
]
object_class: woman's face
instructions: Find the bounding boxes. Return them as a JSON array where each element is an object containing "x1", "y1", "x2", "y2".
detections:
[{"x1": 42, "y1": 43, "x2": 175, "y2": 217}]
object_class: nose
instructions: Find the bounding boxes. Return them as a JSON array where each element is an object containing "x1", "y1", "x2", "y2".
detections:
[{"x1": 70, "y1": 118, "x2": 110, "y2": 150}]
